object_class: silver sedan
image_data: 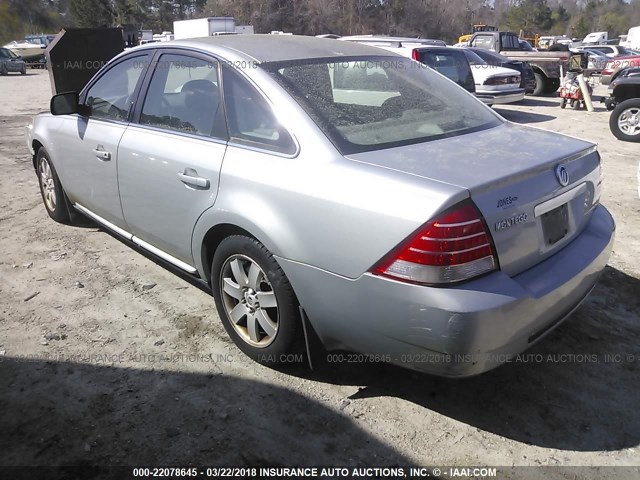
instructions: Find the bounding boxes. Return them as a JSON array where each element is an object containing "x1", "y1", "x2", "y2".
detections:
[{"x1": 26, "y1": 35, "x2": 615, "y2": 376}]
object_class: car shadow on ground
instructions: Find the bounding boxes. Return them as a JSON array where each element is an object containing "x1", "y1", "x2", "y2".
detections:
[
  {"x1": 295, "y1": 266, "x2": 640, "y2": 453},
  {"x1": 517, "y1": 97, "x2": 560, "y2": 107},
  {"x1": 493, "y1": 108, "x2": 557, "y2": 123},
  {"x1": 0, "y1": 358, "x2": 414, "y2": 468}
]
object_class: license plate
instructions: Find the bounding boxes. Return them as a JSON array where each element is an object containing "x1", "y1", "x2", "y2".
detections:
[{"x1": 541, "y1": 203, "x2": 569, "y2": 245}]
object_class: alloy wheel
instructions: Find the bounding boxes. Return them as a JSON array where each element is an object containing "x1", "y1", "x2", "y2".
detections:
[
  {"x1": 39, "y1": 157, "x2": 57, "y2": 211},
  {"x1": 618, "y1": 107, "x2": 640, "y2": 136},
  {"x1": 220, "y1": 254, "x2": 279, "y2": 347}
]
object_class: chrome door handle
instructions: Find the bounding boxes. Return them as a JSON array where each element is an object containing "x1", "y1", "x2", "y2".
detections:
[
  {"x1": 92, "y1": 148, "x2": 111, "y2": 161},
  {"x1": 177, "y1": 169, "x2": 210, "y2": 189}
]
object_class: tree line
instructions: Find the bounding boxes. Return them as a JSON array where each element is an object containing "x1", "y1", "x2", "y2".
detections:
[{"x1": 1, "y1": 0, "x2": 639, "y2": 45}]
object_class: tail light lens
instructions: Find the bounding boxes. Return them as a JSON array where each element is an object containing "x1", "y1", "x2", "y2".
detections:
[
  {"x1": 370, "y1": 199, "x2": 498, "y2": 285},
  {"x1": 411, "y1": 48, "x2": 421, "y2": 62},
  {"x1": 484, "y1": 75, "x2": 520, "y2": 85}
]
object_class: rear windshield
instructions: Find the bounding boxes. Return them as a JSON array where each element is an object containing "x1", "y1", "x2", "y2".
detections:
[
  {"x1": 470, "y1": 48, "x2": 509, "y2": 64},
  {"x1": 263, "y1": 56, "x2": 500, "y2": 155},
  {"x1": 461, "y1": 49, "x2": 487, "y2": 66},
  {"x1": 414, "y1": 49, "x2": 475, "y2": 92}
]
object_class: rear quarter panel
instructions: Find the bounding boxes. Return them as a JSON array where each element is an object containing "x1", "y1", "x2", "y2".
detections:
[{"x1": 191, "y1": 68, "x2": 466, "y2": 280}]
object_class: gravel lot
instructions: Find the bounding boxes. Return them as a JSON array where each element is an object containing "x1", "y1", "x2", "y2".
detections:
[{"x1": 0, "y1": 70, "x2": 639, "y2": 477}]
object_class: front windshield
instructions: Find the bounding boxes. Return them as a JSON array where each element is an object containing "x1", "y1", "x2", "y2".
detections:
[
  {"x1": 461, "y1": 49, "x2": 487, "y2": 66},
  {"x1": 263, "y1": 56, "x2": 501, "y2": 154},
  {"x1": 0, "y1": 48, "x2": 18, "y2": 59}
]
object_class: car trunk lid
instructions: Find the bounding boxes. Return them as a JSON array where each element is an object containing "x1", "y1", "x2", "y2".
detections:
[{"x1": 345, "y1": 122, "x2": 602, "y2": 276}]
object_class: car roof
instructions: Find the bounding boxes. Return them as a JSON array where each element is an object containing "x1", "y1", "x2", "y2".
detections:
[
  {"x1": 340, "y1": 35, "x2": 446, "y2": 46},
  {"x1": 141, "y1": 34, "x2": 400, "y2": 63}
]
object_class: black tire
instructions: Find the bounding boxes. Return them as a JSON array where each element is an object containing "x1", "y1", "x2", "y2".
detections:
[
  {"x1": 20, "y1": 64, "x2": 26, "y2": 75},
  {"x1": 36, "y1": 148, "x2": 70, "y2": 223},
  {"x1": 609, "y1": 98, "x2": 640, "y2": 143},
  {"x1": 545, "y1": 78, "x2": 560, "y2": 94},
  {"x1": 560, "y1": 98, "x2": 567, "y2": 109},
  {"x1": 211, "y1": 235, "x2": 302, "y2": 365},
  {"x1": 0, "y1": 63, "x2": 7, "y2": 76},
  {"x1": 532, "y1": 71, "x2": 546, "y2": 96},
  {"x1": 572, "y1": 100, "x2": 581, "y2": 110}
]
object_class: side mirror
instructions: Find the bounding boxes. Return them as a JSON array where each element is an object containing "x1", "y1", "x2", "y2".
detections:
[{"x1": 50, "y1": 92, "x2": 89, "y2": 116}]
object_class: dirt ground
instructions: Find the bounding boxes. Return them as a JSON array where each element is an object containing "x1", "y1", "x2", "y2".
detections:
[{"x1": 0, "y1": 70, "x2": 639, "y2": 477}]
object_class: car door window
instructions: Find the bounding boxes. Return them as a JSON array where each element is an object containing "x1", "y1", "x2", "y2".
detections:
[
  {"x1": 140, "y1": 54, "x2": 226, "y2": 139},
  {"x1": 85, "y1": 55, "x2": 147, "y2": 121},
  {"x1": 222, "y1": 66, "x2": 296, "y2": 154}
]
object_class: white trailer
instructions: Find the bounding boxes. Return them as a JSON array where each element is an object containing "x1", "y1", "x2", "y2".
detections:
[
  {"x1": 173, "y1": 17, "x2": 236, "y2": 40},
  {"x1": 623, "y1": 26, "x2": 640, "y2": 50}
]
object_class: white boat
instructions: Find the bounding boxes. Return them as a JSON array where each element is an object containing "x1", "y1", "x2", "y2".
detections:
[{"x1": 3, "y1": 34, "x2": 53, "y2": 61}]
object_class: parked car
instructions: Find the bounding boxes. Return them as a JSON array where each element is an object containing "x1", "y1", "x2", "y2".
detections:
[
  {"x1": 465, "y1": 47, "x2": 536, "y2": 94},
  {"x1": 576, "y1": 45, "x2": 635, "y2": 58},
  {"x1": 466, "y1": 30, "x2": 571, "y2": 95},
  {"x1": 0, "y1": 47, "x2": 26, "y2": 75},
  {"x1": 600, "y1": 54, "x2": 640, "y2": 85},
  {"x1": 574, "y1": 48, "x2": 609, "y2": 73},
  {"x1": 26, "y1": 35, "x2": 614, "y2": 377},
  {"x1": 459, "y1": 48, "x2": 524, "y2": 105},
  {"x1": 340, "y1": 37, "x2": 475, "y2": 94},
  {"x1": 603, "y1": 67, "x2": 640, "y2": 110},
  {"x1": 605, "y1": 71, "x2": 640, "y2": 142}
]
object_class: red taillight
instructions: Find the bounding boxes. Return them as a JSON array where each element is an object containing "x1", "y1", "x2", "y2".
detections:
[
  {"x1": 371, "y1": 200, "x2": 498, "y2": 285},
  {"x1": 411, "y1": 48, "x2": 421, "y2": 62}
]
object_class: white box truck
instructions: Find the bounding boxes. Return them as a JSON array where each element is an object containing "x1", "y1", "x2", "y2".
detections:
[{"x1": 173, "y1": 17, "x2": 236, "y2": 40}]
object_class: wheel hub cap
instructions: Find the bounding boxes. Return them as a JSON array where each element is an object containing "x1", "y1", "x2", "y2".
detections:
[{"x1": 619, "y1": 108, "x2": 640, "y2": 135}]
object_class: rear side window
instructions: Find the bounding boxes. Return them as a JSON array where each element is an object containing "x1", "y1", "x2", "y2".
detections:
[
  {"x1": 85, "y1": 55, "x2": 147, "y2": 121},
  {"x1": 140, "y1": 54, "x2": 226, "y2": 139},
  {"x1": 222, "y1": 66, "x2": 296, "y2": 155},
  {"x1": 500, "y1": 34, "x2": 520, "y2": 51}
]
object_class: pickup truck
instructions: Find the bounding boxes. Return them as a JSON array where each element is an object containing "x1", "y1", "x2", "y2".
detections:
[{"x1": 467, "y1": 31, "x2": 571, "y2": 95}]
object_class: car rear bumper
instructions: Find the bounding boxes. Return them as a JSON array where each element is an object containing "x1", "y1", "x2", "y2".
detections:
[
  {"x1": 279, "y1": 204, "x2": 614, "y2": 377},
  {"x1": 600, "y1": 74, "x2": 613, "y2": 85},
  {"x1": 476, "y1": 88, "x2": 525, "y2": 104}
]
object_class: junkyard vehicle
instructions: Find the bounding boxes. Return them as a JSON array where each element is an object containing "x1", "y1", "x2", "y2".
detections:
[
  {"x1": 26, "y1": 35, "x2": 614, "y2": 377},
  {"x1": 459, "y1": 49, "x2": 524, "y2": 105},
  {"x1": 603, "y1": 67, "x2": 640, "y2": 110},
  {"x1": 538, "y1": 36, "x2": 571, "y2": 50},
  {"x1": 466, "y1": 47, "x2": 536, "y2": 94},
  {"x1": 606, "y1": 72, "x2": 640, "y2": 142},
  {"x1": 0, "y1": 47, "x2": 27, "y2": 75},
  {"x1": 600, "y1": 54, "x2": 640, "y2": 85},
  {"x1": 577, "y1": 45, "x2": 634, "y2": 58},
  {"x1": 467, "y1": 30, "x2": 571, "y2": 95},
  {"x1": 340, "y1": 38, "x2": 475, "y2": 94},
  {"x1": 458, "y1": 24, "x2": 497, "y2": 44}
]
